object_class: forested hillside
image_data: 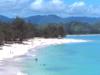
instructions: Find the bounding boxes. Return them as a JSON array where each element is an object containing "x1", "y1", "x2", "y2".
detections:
[
  {"x1": 0, "y1": 17, "x2": 65, "y2": 45},
  {"x1": 0, "y1": 16, "x2": 100, "y2": 45}
]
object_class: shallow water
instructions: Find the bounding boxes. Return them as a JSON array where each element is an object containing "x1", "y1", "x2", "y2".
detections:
[{"x1": 22, "y1": 35, "x2": 100, "y2": 75}]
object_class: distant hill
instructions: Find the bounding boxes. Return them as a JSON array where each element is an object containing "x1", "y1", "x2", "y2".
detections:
[
  {"x1": 65, "y1": 17, "x2": 100, "y2": 24},
  {"x1": 0, "y1": 15, "x2": 11, "y2": 22},
  {"x1": 25, "y1": 15, "x2": 100, "y2": 24},
  {"x1": 24, "y1": 15, "x2": 65, "y2": 24},
  {"x1": 0, "y1": 15, "x2": 100, "y2": 24}
]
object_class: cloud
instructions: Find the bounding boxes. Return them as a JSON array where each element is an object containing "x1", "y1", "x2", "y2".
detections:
[
  {"x1": 71, "y1": 1, "x2": 85, "y2": 7},
  {"x1": 68, "y1": 1, "x2": 100, "y2": 17},
  {"x1": 30, "y1": 0, "x2": 43, "y2": 10},
  {"x1": 0, "y1": 0, "x2": 100, "y2": 17},
  {"x1": 67, "y1": 1, "x2": 87, "y2": 16},
  {"x1": 30, "y1": 0, "x2": 66, "y2": 13},
  {"x1": 30, "y1": 0, "x2": 100, "y2": 17},
  {"x1": 0, "y1": 0, "x2": 33, "y2": 17}
]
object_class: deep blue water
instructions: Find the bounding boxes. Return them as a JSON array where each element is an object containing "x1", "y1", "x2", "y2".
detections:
[{"x1": 23, "y1": 35, "x2": 100, "y2": 75}]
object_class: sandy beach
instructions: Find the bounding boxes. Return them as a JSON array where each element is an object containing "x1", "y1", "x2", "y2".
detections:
[
  {"x1": 0, "y1": 38, "x2": 91, "y2": 75},
  {"x1": 0, "y1": 38, "x2": 90, "y2": 61}
]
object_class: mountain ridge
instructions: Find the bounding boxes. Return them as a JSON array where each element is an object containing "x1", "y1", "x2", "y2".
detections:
[{"x1": 0, "y1": 15, "x2": 100, "y2": 24}]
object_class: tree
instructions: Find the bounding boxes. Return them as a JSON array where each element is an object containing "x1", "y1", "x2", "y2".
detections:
[
  {"x1": 65, "y1": 22, "x2": 92, "y2": 34},
  {"x1": 0, "y1": 21, "x2": 6, "y2": 45},
  {"x1": 42, "y1": 24, "x2": 66, "y2": 38},
  {"x1": 11, "y1": 17, "x2": 27, "y2": 43},
  {"x1": 25, "y1": 23, "x2": 37, "y2": 39}
]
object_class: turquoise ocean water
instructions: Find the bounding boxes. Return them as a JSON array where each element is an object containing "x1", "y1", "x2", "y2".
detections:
[{"x1": 23, "y1": 35, "x2": 100, "y2": 75}]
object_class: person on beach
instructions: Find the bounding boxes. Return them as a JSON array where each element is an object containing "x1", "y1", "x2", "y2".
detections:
[
  {"x1": 43, "y1": 64, "x2": 46, "y2": 66},
  {"x1": 35, "y1": 58, "x2": 38, "y2": 62},
  {"x1": 10, "y1": 50, "x2": 13, "y2": 54}
]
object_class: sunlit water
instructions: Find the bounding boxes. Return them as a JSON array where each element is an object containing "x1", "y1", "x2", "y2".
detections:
[
  {"x1": 0, "y1": 35, "x2": 100, "y2": 75},
  {"x1": 22, "y1": 35, "x2": 100, "y2": 75}
]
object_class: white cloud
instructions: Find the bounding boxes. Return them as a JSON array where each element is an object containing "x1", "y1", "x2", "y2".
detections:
[
  {"x1": 68, "y1": 1, "x2": 100, "y2": 17},
  {"x1": 30, "y1": 0, "x2": 90, "y2": 16},
  {"x1": 52, "y1": 0, "x2": 63, "y2": 5},
  {"x1": 30, "y1": 0, "x2": 66, "y2": 13},
  {"x1": 67, "y1": 1, "x2": 87, "y2": 16},
  {"x1": 31, "y1": 0, "x2": 43, "y2": 10},
  {"x1": 71, "y1": 1, "x2": 85, "y2": 7},
  {"x1": 69, "y1": 1, "x2": 86, "y2": 11},
  {"x1": 0, "y1": 0, "x2": 33, "y2": 17},
  {"x1": 30, "y1": 0, "x2": 100, "y2": 17},
  {"x1": 0, "y1": 0, "x2": 100, "y2": 17}
]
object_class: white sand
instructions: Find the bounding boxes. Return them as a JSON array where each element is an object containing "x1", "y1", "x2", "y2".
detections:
[
  {"x1": 0, "y1": 38, "x2": 91, "y2": 61},
  {"x1": 0, "y1": 38, "x2": 92, "y2": 75}
]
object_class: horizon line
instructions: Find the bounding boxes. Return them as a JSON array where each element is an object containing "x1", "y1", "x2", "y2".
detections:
[{"x1": 0, "y1": 14, "x2": 100, "y2": 18}]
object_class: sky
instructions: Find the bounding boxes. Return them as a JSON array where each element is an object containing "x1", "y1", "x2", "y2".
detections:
[{"x1": 0, "y1": 0, "x2": 100, "y2": 17}]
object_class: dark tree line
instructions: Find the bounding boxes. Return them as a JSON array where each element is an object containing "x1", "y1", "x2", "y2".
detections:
[
  {"x1": 64, "y1": 21, "x2": 100, "y2": 35},
  {"x1": 40, "y1": 24, "x2": 65, "y2": 38},
  {"x1": 1, "y1": 17, "x2": 100, "y2": 45},
  {"x1": 0, "y1": 17, "x2": 66, "y2": 45}
]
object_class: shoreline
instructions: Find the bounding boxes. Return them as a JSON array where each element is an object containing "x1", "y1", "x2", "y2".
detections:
[
  {"x1": 67, "y1": 34, "x2": 100, "y2": 36},
  {"x1": 0, "y1": 37, "x2": 92, "y2": 75},
  {"x1": 0, "y1": 38, "x2": 91, "y2": 61}
]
